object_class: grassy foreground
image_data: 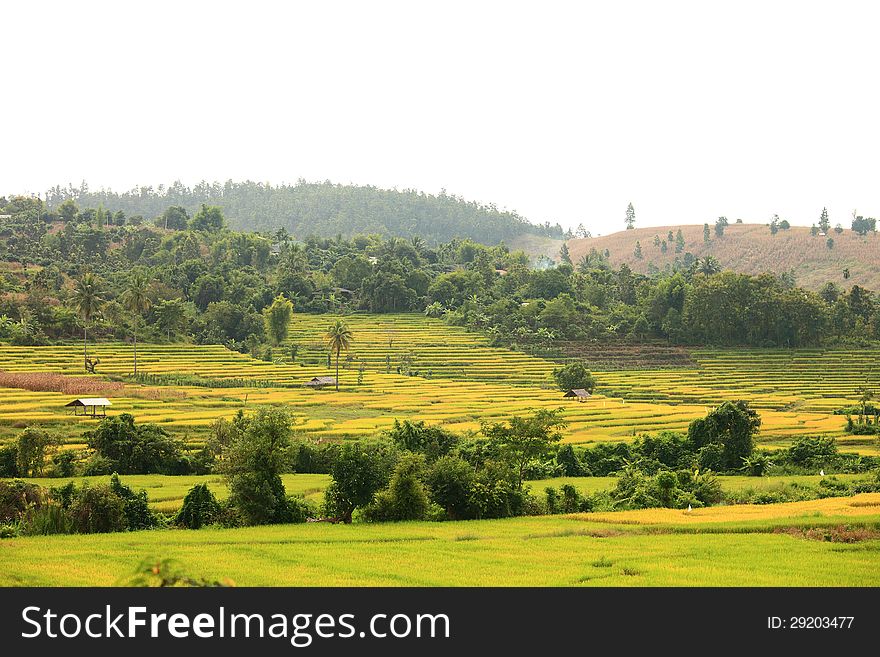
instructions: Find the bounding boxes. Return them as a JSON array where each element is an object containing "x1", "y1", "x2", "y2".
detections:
[{"x1": 2, "y1": 494, "x2": 878, "y2": 587}]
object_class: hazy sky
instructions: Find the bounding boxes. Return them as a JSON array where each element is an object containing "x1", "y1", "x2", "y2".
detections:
[{"x1": 2, "y1": 1, "x2": 878, "y2": 234}]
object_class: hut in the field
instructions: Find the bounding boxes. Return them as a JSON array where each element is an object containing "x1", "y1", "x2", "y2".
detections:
[
  {"x1": 65, "y1": 397, "x2": 112, "y2": 417},
  {"x1": 563, "y1": 388, "x2": 591, "y2": 402},
  {"x1": 304, "y1": 376, "x2": 337, "y2": 390}
]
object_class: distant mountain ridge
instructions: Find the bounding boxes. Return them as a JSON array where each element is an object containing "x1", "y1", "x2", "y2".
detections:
[
  {"x1": 567, "y1": 223, "x2": 880, "y2": 291},
  {"x1": 42, "y1": 180, "x2": 564, "y2": 245}
]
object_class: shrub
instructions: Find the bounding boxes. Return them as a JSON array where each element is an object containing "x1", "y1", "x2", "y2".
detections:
[
  {"x1": 286, "y1": 496, "x2": 315, "y2": 523},
  {"x1": 386, "y1": 420, "x2": 459, "y2": 461},
  {"x1": 69, "y1": 484, "x2": 127, "y2": 533},
  {"x1": 785, "y1": 437, "x2": 839, "y2": 468},
  {"x1": 116, "y1": 558, "x2": 234, "y2": 587},
  {"x1": 19, "y1": 502, "x2": 73, "y2": 536},
  {"x1": 86, "y1": 414, "x2": 187, "y2": 475},
  {"x1": 426, "y1": 455, "x2": 474, "y2": 520},
  {"x1": 555, "y1": 444, "x2": 588, "y2": 476},
  {"x1": 0, "y1": 445, "x2": 18, "y2": 477},
  {"x1": 109, "y1": 474, "x2": 157, "y2": 530},
  {"x1": 0, "y1": 480, "x2": 43, "y2": 523},
  {"x1": 51, "y1": 451, "x2": 77, "y2": 478},
  {"x1": 175, "y1": 483, "x2": 220, "y2": 529}
]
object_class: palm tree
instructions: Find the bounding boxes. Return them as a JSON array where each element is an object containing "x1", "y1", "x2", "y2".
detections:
[
  {"x1": 71, "y1": 272, "x2": 104, "y2": 371},
  {"x1": 325, "y1": 320, "x2": 353, "y2": 392},
  {"x1": 120, "y1": 270, "x2": 152, "y2": 375}
]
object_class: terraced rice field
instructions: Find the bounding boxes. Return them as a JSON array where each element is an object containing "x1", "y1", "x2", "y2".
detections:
[
  {"x1": 286, "y1": 313, "x2": 556, "y2": 385},
  {"x1": 0, "y1": 316, "x2": 876, "y2": 453},
  {"x1": 3, "y1": 494, "x2": 878, "y2": 586}
]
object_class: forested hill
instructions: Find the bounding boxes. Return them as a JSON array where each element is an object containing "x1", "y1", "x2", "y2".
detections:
[{"x1": 43, "y1": 180, "x2": 564, "y2": 245}]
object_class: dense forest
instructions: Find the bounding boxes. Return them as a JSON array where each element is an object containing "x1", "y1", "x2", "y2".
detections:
[
  {"x1": 42, "y1": 180, "x2": 564, "y2": 245},
  {"x1": 0, "y1": 195, "x2": 878, "y2": 355}
]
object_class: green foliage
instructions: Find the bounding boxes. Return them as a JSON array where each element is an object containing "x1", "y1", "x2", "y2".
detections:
[
  {"x1": 552, "y1": 361, "x2": 596, "y2": 393},
  {"x1": 86, "y1": 414, "x2": 188, "y2": 475},
  {"x1": 425, "y1": 456, "x2": 475, "y2": 520},
  {"x1": 482, "y1": 409, "x2": 567, "y2": 488},
  {"x1": 687, "y1": 401, "x2": 760, "y2": 471},
  {"x1": 175, "y1": 483, "x2": 220, "y2": 529},
  {"x1": 69, "y1": 484, "x2": 128, "y2": 533},
  {"x1": 0, "y1": 480, "x2": 44, "y2": 523},
  {"x1": 0, "y1": 445, "x2": 18, "y2": 477},
  {"x1": 263, "y1": 294, "x2": 294, "y2": 344},
  {"x1": 16, "y1": 428, "x2": 55, "y2": 477},
  {"x1": 365, "y1": 454, "x2": 430, "y2": 521},
  {"x1": 323, "y1": 443, "x2": 391, "y2": 522},
  {"x1": 385, "y1": 420, "x2": 459, "y2": 461},
  {"x1": 221, "y1": 406, "x2": 296, "y2": 526}
]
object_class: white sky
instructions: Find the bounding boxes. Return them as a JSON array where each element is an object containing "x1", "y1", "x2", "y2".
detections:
[{"x1": 2, "y1": 0, "x2": 878, "y2": 234}]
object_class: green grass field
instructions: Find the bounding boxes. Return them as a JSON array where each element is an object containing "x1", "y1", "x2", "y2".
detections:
[
  {"x1": 3, "y1": 494, "x2": 878, "y2": 586},
  {"x1": 1, "y1": 314, "x2": 879, "y2": 587}
]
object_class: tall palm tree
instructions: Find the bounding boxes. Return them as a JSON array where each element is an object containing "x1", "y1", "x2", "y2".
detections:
[
  {"x1": 71, "y1": 272, "x2": 104, "y2": 371},
  {"x1": 325, "y1": 320, "x2": 353, "y2": 392},
  {"x1": 120, "y1": 270, "x2": 152, "y2": 375}
]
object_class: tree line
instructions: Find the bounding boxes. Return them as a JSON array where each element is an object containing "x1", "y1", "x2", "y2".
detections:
[
  {"x1": 0, "y1": 195, "x2": 878, "y2": 360},
  {"x1": 39, "y1": 180, "x2": 565, "y2": 245}
]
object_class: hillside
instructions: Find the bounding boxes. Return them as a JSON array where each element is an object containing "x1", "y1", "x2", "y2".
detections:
[
  {"x1": 567, "y1": 223, "x2": 880, "y2": 291},
  {"x1": 42, "y1": 180, "x2": 564, "y2": 245}
]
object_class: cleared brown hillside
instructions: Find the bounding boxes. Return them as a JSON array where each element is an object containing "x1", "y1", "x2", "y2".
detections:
[{"x1": 567, "y1": 224, "x2": 880, "y2": 291}]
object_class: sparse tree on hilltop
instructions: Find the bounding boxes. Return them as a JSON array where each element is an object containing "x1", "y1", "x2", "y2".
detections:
[{"x1": 625, "y1": 203, "x2": 636, "y2": 230}]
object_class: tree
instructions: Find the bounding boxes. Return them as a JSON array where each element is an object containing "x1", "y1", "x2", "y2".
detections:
[
  {"x1": 697, "y1": 255, "x2": 720, "y2": 276},
  {"x1": 367, "y1": 454, "x2": 429, "y2": 521},
  {"x1": 703, "y1": 223, "x2": 711, "y2": 244},
  {"x1": 425, "y1": 456, "x2": 474, "y2": 519},
  {"x1": 826, "y1": 237, "x2": 835, "y2": 250},
  {"x1": 818, "y1": 207, "x2": 830, "y2": 234},
  {"x1": 16, "y1": 428, "x2": 55, "y2": 476},
  {"x1": 769, "y1": 215, "x2": 779, "y2": 235},
  {"x1": 323, "y1": 443, "x2": 388, "y2": 523},
  {"x1": 553, "y1": 361, "x2": 596, "y2": 392},
  {"x1": 325, "y1": 319, "x2": 353, "y2": 391},
  {"x1": 189, "y1": 204, "x2": 225, "y2": 232},
  {"x1": 120, "y1": 269, "x2": 152, "y2": 375},
  {"x1": 653, "y1": 235, "x2": 661, "y2": 248},
  {"x1": 482, "y1": 409, "x2": 567, "y2": 489},
  {"x1": 633, "y1": 241, "x2": 643, "y2": 259},
  {"x1": 778, "y1": 219, "x2": 790, "y2": 230},
  {"x1": 810, "y1": 224, "x2": 819, "y2": 237},
  {"x1": 71, "y1": 272, "x2": 104, "y2": 371},
  {"x1": 559, "y1": 242, "x2": 572, "y2": 265},
  {"x1": 625, "y1": 203, "x2": 635, "y2": 230},
  {"x1": 675, "y1": 229, "x2": 685, "y2": 253},
  {"x1": 263, "y1": 294, "x2": 294, "y2": 345},
  {"x1": 222, "y1": 406, "x2": 295, "y2": 525},
  {"x1": 851, "y1": 214, "x2": 876, "y2": 236},
  {"x1": 160, "y1": 206, "x2": 190, "y2": 230},
  {"x1": 834, "y1": 223, "x2": 843, "y2": 235},
  {"x1": 714, "y1": 216, "x2": 728, "y2": 238},
  {"x1": 154, "y1": 298, "x2": 188, "y2": 341},
  {"x1": 687, "y1": 401, "x2": 760, "y2": 471}
]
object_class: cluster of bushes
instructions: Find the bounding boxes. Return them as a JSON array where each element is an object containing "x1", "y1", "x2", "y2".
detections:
[
  {"x1": 0, "y1": 415, "x2": 207, "y2": 480},
  {"x1": 319, "y1": 414, "x2": 560, "y2": 523},
  {"x1": 548, "y1": 412, "x2": 877, "y2": 479},
  {"x1": 0, "y1": 474, "x2": 157, "y2": 537},
  {"x1": 725, "y1": 473, "x2": 880, "y2": 506}
]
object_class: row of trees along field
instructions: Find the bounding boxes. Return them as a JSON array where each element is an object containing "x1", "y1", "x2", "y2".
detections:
[
  {"x1": 2, "y1": 404, "x2": 879, "y2": 538},
  {"x1": 0, "y1": 195, "x2": 878, "y2": 357},
  {"x1": 40, "y1": 180, "x2": 565, "y2": 244}
]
